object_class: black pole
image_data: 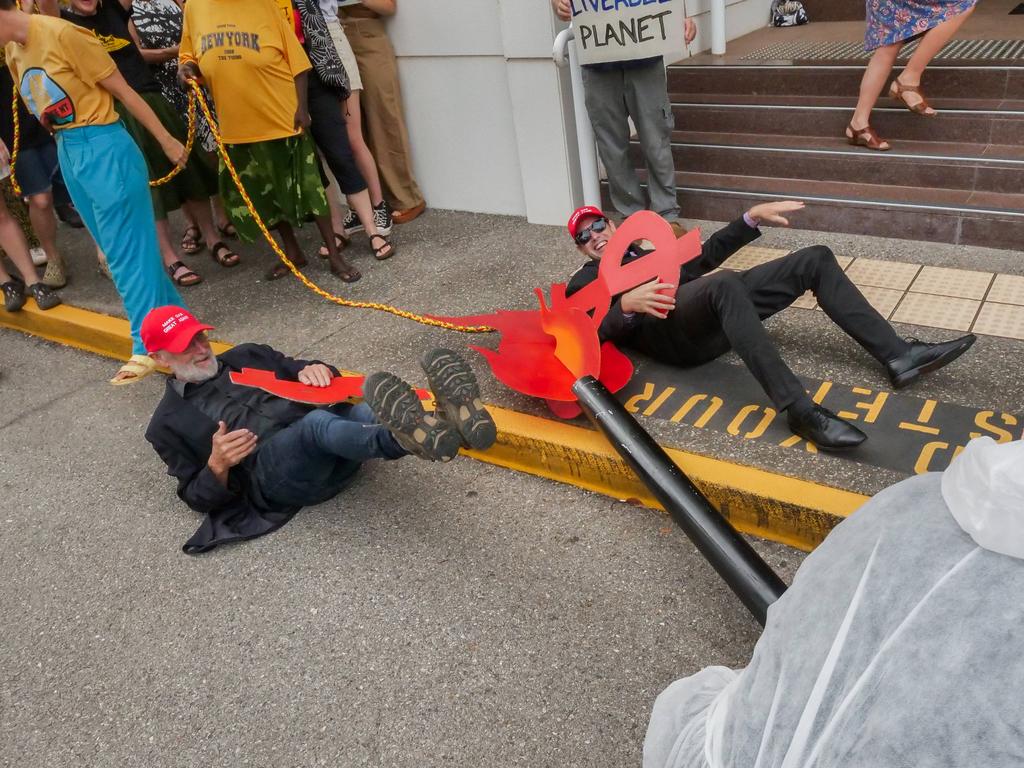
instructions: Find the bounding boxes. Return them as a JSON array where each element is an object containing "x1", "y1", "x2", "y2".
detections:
[{"x1": 572, "y1": 375, "x2": 786, "y2": 626}]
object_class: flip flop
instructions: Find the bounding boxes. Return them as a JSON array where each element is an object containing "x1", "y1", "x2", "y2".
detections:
[
  {"x1": 330, "y1": 261, "x2": 362, "y2": 283},
  {"x1": 181, "y1": 225, "x2": 203, "y2": 255},
  {"x1": 370, "y1": 233, "x2": 396, "y2": 261},
  {"x1": 110, "y1": 354, "x2": 156, "y2": 386},
  {"x1": 210, "y1": 241, "x2": 240, "y2": 268},
  {"x1": 317, "y1": 232, "x2": 349, "y2": 258},
  {"x1": 167, "y1": 260, "x2": 203, "y2": 287}
]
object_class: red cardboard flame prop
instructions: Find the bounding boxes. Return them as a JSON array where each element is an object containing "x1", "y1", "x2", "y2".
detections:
[
  {"x1": 228, "y1": 369, "x2": 430, "y2": 404},
  {"x1": 436, "y1": 212, "x2": 704, "y2": 419}
]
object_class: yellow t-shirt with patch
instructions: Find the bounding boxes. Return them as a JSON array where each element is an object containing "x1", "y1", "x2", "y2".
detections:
[
  {"x1": 180, "y1": 0, "x2": 312, "y2": 145},
  {"x1": 4, "y1": 14, "x2": 118, "y2": 132}
]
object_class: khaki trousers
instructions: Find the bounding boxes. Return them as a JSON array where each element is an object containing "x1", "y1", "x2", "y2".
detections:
[{"x1": 341, "y1": 16, "x2": 425, "y2": 212}]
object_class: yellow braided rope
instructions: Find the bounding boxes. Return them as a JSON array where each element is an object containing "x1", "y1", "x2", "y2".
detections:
[
  {"x1": 187, "y1": 79, "x2": 494, "y2": 334},
  {"x1": 147, "y1": 85, "x2": 197, "y2": 187},
  {"x1": 10, "y1": 84, "x2": 195, "y2": 191},
  {"x1": 9, "y1": 85, "x2": 21, "y2": 196},
  {"x1": 9, "y1": 78, "x2": 493, "y2": 334}
]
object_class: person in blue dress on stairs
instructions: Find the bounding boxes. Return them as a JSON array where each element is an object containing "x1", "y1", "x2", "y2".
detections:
[{"x1": 846, "y1": 0, "x2": 977, "y2": 151}]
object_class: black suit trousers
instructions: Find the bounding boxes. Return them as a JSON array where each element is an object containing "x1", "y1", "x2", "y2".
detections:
[{"x1": 632, "y1": 245, "x2": 908, "y2": 410}]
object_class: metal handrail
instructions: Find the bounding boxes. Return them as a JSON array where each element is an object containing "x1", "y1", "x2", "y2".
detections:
[{"x1": 553, "y1": 26, "x2": 602, "y2": 208}]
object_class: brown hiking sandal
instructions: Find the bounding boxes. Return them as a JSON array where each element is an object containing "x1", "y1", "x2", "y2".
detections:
[
  {"x1": 362, "y1": 371, "x2": 461, "y2": 462},
  {"x1": 420, "y1": 349, "x2": 497, "y2": 452}
]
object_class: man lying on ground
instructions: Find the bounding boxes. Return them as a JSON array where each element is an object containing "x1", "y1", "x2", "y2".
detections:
[
  {"x1": 643, "y1": 435, "x2": 1024, "y2": 767},
  {"x1": 565, "y1": 202, "x2": 975, "y2": 449},
  {"x1": 142, "y1": 306, "x2": 496, "y2": 554}
]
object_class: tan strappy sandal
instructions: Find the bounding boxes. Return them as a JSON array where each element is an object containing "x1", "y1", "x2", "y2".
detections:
[
  {"x1": 846, "y1": 123, "x2": 891, "y2": 151},
  {"x1": 889, "y1": 79, "x2": 937, "y2": 116}
]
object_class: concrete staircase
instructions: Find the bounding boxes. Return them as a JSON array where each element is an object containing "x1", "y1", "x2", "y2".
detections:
[{"x1": 619, "y1": 44, "x2": 1024, "y2": 251}]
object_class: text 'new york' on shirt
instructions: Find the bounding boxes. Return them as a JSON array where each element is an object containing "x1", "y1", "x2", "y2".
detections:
[{"x1": 179, "y1": 0, "x2": 311, "y2": 145}]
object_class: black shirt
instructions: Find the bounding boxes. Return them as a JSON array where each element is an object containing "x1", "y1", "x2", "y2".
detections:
[
  {"x1": 0, "y1": 64, "x2": 50, "y2": 150},
  {"x1": 170, "y1": 361, "x2": 317, "y2": 471},
  {"x1": 62, "y1": 0, "x2": 160, "y2": 94}
]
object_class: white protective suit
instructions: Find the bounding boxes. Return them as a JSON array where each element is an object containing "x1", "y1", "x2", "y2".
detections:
[{"x1": 644, "y1": 436, "x2": 1024, "y2": 768}]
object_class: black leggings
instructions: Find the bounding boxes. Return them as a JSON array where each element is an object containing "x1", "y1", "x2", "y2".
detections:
[{"x1": 307, "y1": 72, "x2": 367, "y2": 196}]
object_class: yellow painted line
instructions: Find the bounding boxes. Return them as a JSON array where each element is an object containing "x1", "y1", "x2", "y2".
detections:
[
  {"x1": 463, "y1": 407, "x2": 867, "y2": 551},
  {"x1": 3, "y1": 299, "x2": 868, "y2": 550}
]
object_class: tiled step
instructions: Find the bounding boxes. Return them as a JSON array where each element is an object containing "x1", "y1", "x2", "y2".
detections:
[
  {"x1": 603, "y1": 172, "x2": 1024, "y2": 251},
  {"x1": 672, "y1": 103, "x2": 1022, "y2": 144},
  {"x1": 667, "y1": 64, "x2": 1024, "y2": 104},
  {"x1": 628, "y1": 134, "x2": 1024, "y2": 193}
]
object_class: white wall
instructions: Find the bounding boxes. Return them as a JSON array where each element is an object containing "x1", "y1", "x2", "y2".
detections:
[
  {"x1": 387, "y1": 0, "x2": 575, "y2": 225},
  {"x1": 383, "y1": 0, "x2": 770, "y2": 225}
]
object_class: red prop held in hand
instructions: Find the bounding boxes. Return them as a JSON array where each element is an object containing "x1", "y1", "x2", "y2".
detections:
[{"x1": 435, "y1": 212, "x2": 703, "y2": 418}]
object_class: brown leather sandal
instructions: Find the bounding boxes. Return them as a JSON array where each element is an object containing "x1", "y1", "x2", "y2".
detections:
[
  {"x1": 846, "y1": 123, "x2": 891, "y2": 151},
  {"x1": 889, "y1": 79, "x2": 936, "y2": 116}
]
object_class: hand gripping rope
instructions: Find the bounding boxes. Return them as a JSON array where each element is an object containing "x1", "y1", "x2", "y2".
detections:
[{"x1": 9, "y1": 81, "x2": 494, "y2": 334}]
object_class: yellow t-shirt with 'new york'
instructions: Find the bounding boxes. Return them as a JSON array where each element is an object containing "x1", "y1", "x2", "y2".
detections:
[
  {"x1": 4, "y1": 14, "x2": 118, "y2": 132},
  {"x1": 179, "y1": 0, "x2": 312, "y2": 145}
]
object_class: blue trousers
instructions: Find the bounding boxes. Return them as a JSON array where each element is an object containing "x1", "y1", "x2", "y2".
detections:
[
  {"x1": 253, "y1": 404, "x2": 407, "y2": 508},
  {"x1": 56, "y1": 122, "x2": 182, "y2": 355}
]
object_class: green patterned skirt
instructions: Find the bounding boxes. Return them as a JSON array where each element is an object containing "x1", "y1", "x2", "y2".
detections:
[
  {"x1": 116, "y1": 91, "x2": 218, "y2": 220},
  {"x1": 219, "y1": 132, "x2": 328, "y2": 243}
]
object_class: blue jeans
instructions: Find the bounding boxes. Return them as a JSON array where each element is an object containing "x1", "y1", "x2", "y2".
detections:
[{"x1": 253, "y1": 404, "x2": 406, "y2": 508}]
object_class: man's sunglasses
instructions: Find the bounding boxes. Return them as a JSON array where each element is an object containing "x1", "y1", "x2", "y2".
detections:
[{"x1": 574, "y1": 217, "x2": 608, "y2": 246}]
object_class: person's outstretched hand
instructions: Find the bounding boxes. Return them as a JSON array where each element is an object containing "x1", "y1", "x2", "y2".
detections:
[
  {"x1": 620, "y1": 281, "x2": 676, "y2": 319},
  {"x1": 746, "y1": 200, "x2": 805, "y2": 227},
  {"x1": 298, "y1": 364, "x2": 334, "y2": 388}
]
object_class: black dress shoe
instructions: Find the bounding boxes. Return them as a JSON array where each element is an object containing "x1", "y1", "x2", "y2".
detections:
[
  {"x1": 886, "y1": 334, "x2": 976, "y2": 389},
  {"x1": 55, "y1": 203, "x2": 85, "y2": 229},
  {"x1": 787, "y1": 404, "x2": 867, "y2": 450}
]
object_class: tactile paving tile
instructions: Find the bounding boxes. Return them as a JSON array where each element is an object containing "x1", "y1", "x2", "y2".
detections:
[
  {"x1": 791, "y1": 291, "x2": 816, "y2": 310},
  {"x1": 891, "y1": 292, "x2": 980, "y2": 332},
  {"x1": 986, "y1": 274, "x2": 1024, "y2": 306},
  {"x1": 972, "y1": 303, "x2": 1024, "y2": 340},
  {"x1": 721, "y1": 246, "x2": 785, "y2": 271},
  {"x1": 844, "y1": 258, "x2": 921, "y2": 291},
  {"x1": 723, "y1": 247, "x2": 852, "y2": 273},
  {"x1": 910, "y1": 266, "x2": 994, "y2": 300}
]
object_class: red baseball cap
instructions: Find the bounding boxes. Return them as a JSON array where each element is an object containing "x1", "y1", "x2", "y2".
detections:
[
  {"x1": 567, "y1": 205, "x2": 606, "y2": 239},
  {"x1": 141, "y1": 305, "x2": 214, "y2": 354}
]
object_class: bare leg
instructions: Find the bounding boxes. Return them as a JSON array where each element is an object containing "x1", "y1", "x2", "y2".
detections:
[
  {"x1": 851, "y1": 42, "x2": 901, "y2": 135},
  {"x1": 27, "y1": 191, "x2": 63, "y2": 271},
  {"x1": 896, "y1": 7, "x2": 976, "y2": 112},
  {"x1": 0, "y1": 196, "x2": 42, "y2": 284},
  {"x1": 347, "y1": 188, "x2": 392, "y2": 259},
  {"x1": 313, "y1": 213, "x2": 360, "y2": 281},
  {"x1": 268, "y1": 222, "x2": 308, "y2": 281},
  {"x1": 155, "y1": 219, "x2": 183, "y2": 270},
  {"x1": 344, "y1": 91, "x2": 384, "y2": 207}
]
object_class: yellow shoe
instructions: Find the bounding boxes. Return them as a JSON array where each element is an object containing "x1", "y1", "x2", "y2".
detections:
[{"x1": 110, "y1": 354, "x2": 156, "y2": 386}]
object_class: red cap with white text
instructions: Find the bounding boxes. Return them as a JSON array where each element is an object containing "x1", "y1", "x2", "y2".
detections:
[{"x1": 140, "y1": 306, "x2": 214, "y2": 354}]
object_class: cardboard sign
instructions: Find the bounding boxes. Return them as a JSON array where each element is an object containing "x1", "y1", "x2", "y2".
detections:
[{"x1": 570, "y1": 0, "x2": 686, "y2": 66}]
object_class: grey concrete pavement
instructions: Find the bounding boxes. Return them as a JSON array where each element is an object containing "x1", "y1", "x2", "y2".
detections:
[{"x1": 1, "y1": 332, "x2": 801, "y2": 768}]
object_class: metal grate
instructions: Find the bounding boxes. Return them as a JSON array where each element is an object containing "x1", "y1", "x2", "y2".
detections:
[{"x1": 741, "y1": 39, "x2": 1024, "y2": 62}]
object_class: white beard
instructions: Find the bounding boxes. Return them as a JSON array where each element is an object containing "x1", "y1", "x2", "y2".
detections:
[{"x1": 173, "y1": 356, "x2": 219, "y2": 383}]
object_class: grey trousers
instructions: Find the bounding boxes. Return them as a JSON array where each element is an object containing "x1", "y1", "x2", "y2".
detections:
[{"x1": 581, "y1": 60, "x2": 679, "y2": 219}]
